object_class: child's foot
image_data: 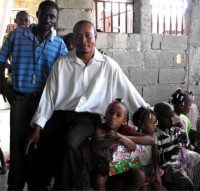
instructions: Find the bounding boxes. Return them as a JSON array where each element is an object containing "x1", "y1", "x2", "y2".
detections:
[{"x1": 0, "y1": 164, "x2": 7, "y2": 174}]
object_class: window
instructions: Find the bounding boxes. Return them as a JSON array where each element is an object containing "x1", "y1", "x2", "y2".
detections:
[
  {"x1": 93, "y1": 0, "x2": 133, "y2": 33},
  {"x1": 150, "y1": 0, "x2": 188, "y2": 35}
]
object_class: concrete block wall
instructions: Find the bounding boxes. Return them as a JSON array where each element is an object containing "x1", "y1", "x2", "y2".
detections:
[
  {"x1": 94, "y1": 32, "x2": 188, "y2": 106},
  {"x1": 57, "y1": 0, "x2": 199, "y2": 108}
]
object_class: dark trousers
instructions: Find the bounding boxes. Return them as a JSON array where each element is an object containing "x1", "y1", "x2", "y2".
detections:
[
  {"x1": 32, "y1": 111, "x2": 100, "y2": 191},
  {"x1": 8, "y1": 96, "x2": 40, "y2": 190}
]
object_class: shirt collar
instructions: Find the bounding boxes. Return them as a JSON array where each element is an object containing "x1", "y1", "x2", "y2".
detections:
[
  {"x1": 69, "y1": 47, "x2": 105, "y2": 64},
  {"x1": 156, "y1": 127, "x2": 174, "y2": 137}
]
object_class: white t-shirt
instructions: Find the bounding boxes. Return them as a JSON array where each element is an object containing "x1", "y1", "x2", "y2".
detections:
[{"x1": 140, "y1": 133, "x2": 158, "y2": 166}]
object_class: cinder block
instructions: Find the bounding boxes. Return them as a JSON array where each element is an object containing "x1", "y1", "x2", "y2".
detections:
[
  {"x1": 161, "y1": 35, "x2": 188, "y2": 51},
  {"x1": 96, "y1": 33, "x2": 111, "y2": 49},
  {"x1": 128, "y1": 34, "x2": 141, "y2": 51},
  {"x1": 143, "y1": 85, "x2": 172, "y2": 106},
  {"x1": 58, "y1": 9, "x2": 91, "y2": 31},
  {"x1": 159, "y1": 68, "x2": 186, "y2": 84},
  {"x1": 57, "y1": 0, "x2": 93, "y2": 9},
  {"x1": 129, "y1": 69, "x2": 158, "y2": 85},
  {"x1": 152, "y1": 34, "x2": 163, "y2": 50},
  {"x1": 144, "y1": 51, "x2": 160, "y2": 68},
  {"x1": 112, "y1": 33, "x2": 128, "y2": 49},
  {"x1": 113, "y1": 51, "x2": 144, "y2": 67}
]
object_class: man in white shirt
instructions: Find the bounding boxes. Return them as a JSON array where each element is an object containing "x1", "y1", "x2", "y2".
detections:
[{"x1": 26, "y1": 20, "x2": 148, "y2": 190}]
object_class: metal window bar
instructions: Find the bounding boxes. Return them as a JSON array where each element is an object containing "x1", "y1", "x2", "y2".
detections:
[
  {"x1": 151, "y1": 4, "x2": 184, "y2": 35},
  {"x1": 94, "y1": 0, "x2": 133, "y2": 33}
]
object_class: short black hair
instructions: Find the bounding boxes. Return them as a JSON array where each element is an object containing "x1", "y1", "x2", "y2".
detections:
[
  {"x1": 38, "y1": 0, "x2": 59, "y2": 14},
  {"x1": 73, "y1": 20, "x2": 96, "y2": 34},
  {"x1": 16, "y1": 11, "x2": 29, "y2": 19},
  {"x1": 63, "y1": 33, "x2": 73, "y2": 42},
  {"x1": 154, "y1": 102, "x2": 173, "y2": 120}
]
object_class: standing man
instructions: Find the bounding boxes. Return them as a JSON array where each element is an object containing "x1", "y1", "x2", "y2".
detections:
[
  {"x1": 26, "y1": 20, "x2": 148, "y2": 190},
  {"x1": 0, "y1": 1, "x2": 67, "y2": 190},
  {"x1": 3, "y1": 11, "x2": 30, "y2": 85}
]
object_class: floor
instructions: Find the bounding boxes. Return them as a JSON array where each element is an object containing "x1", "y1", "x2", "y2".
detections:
[{"x1": 0, "y1": 108, "x2": 10, "y2": 191}]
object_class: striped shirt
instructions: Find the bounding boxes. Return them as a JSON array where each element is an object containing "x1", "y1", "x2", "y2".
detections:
[
  {"x1": 156, "y1": 126, "x2": 189, "y2": 167},
  {"x1": 0, "y1": 23, "x2": 67, "y2": 93}
]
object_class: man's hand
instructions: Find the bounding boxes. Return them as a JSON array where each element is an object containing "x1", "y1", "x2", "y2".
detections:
[
  {"x1": 25, "y1": 125, "x2": 41, "y2": 155},
  {"x1": 0, "y1": 62, "x2": 16, "y2": 104},
  {"x1": 0, "y1": 81, "x2": 16, "y2": 104}
]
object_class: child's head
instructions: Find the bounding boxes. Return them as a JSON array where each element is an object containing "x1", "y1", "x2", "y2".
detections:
[
  {"x1": 105, "y1": 98, "x2": 129, "y2": 130},
  {"x1": 132, "y1": 107, "x2": 157, "y2": 135},
  {"x1": 14, "y1": 11, "x2": 30, "y2": 27},
  {"x1": 154, "y1": 102, "x2": 174, "y2": 130},
  {"x1": 63, "y1": 33, "x2": 74, "y2": 51},
  {"x1": 169, "y1": 88, "x2": 193, "y2": 115}
]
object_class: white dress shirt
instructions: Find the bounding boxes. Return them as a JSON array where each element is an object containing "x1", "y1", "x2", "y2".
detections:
[{"x1": 31, "y1": 48, "x2": 148, "y2": 128}]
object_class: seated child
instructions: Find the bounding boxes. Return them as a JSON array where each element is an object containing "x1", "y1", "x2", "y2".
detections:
[
  {"x1": 187, "y1": 103, "x2": 199, "y2": 131},
  {"x1": 132, "y1": 107, "x2": 162, "y2": 190},
  {"x1": 169, "y1": 88, "x2": 196, "y2": 146},
  {"x1": 154, "y1": 102, "x2": 196, "y2": 190},
  {"x1": 91, "y1": 98, "x2": 155, "y2": 191}
]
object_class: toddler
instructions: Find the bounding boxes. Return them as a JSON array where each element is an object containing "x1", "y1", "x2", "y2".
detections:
[
  {"x1": 169, "y1": 88, "x2": 197, "y2": 147},
  {"x1": 132, "y1": 107, "x2": 162, "y2": 190}
]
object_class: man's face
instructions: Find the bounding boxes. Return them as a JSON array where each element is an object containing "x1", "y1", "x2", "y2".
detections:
[
  {"x1": 15, "y1": 12, "x2": 30, "y2": 27},
  {"x1": 74, "y1": 23, "x2": 96, "y2": 55},
  {"x1": 37, "y1": 7, "x2": 58, "y2": 32}
]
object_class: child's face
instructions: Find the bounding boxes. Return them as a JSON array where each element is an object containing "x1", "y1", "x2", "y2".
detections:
[
  {"x1": 142, "y1": 114, "x2": 157, "y2": 135},
  {"x1": 105, "y1": 103, "x2": 127, "y2": 130},
  {"x1": 15, "y1": 12, "x2": 30, "y2": 27},
  {"x1": 66, "y1": 37, "x2": 74, "y2": 51},
  {"x1": 158, "y1": 108, "x2": 174, "y2": 129}
]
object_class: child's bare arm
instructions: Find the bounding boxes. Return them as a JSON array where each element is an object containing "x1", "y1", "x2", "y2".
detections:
[{"x1": 125, "y1": 135, "x2": 155, "y2": 145}]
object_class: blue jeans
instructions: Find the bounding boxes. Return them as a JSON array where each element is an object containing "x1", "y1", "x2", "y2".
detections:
[{"x1": 8, "y1": 96, "x2": 40, "y2": 190}]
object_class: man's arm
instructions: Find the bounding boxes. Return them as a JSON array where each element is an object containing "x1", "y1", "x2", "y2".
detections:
[{"x1": 0, "y1": 61, "x2": 15, "y2": 104}]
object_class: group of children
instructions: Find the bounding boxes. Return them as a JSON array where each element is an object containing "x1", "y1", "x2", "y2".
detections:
[{"x1": 91, "y1": 88, "x2": 200, "y2": 191}]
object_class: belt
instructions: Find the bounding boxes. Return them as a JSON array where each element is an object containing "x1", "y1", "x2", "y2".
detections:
[{"x1": 13, "y1": 90, "x2": 42, "y2": 98}]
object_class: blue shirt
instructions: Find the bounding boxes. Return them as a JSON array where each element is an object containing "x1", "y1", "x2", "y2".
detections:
[{"x1": 0, "y1": 23, "x2": 68, "y2": 93}]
